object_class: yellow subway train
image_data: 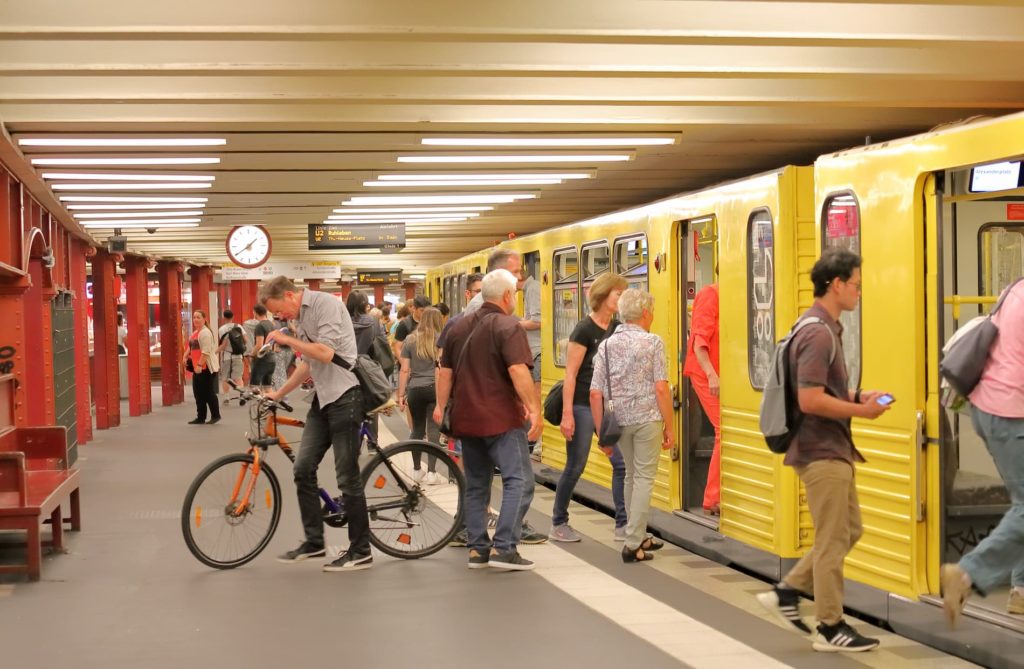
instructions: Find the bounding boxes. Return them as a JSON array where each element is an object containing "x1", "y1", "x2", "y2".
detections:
[{"x1": 427, "y1": 111, "x2": 1024, "y2": 667}]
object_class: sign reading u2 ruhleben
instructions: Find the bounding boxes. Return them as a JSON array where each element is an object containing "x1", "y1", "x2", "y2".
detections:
[{"x1": 308, "y1": 223, "x2": 406, "y2": 250}]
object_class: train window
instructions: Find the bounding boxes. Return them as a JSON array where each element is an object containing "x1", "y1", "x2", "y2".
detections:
[
  {"x1": 747, "y1": 210, "x2": 775, "y2": 390},
  {"x1": 978, "y1": 224, "x2": 1024, "y2": 297},
  {"x1": 823, "y1": 193, "x2": 862, "y2": 389},
  {"x1": 553, "y1": 247, "x2": 580, "y2": 367},
  {"x1": 614, "y1": 235, "x2": 648, "y2": 291},
  {"x1": 457, "y1": 273, "x2": 467, "y2": 312},
  {"x1": 581, "y1": 243, "x2": 611, "y2": 281}
]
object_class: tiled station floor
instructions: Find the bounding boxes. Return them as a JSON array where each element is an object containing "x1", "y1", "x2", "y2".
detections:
[{"x1": 0, "y1": 386, "x2": 980, "y2": 669}]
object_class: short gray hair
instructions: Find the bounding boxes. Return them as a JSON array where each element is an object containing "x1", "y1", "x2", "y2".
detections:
[
  {"x1": 481, "y1": 269, "x2": 517, "y2": 301},
  {"x1": 259, "y1": 275, "x2": 297, "y2": 304},
  {"x1": 617, "y1": 288, "x2": 654, "y2": 322},
  {"x1": 487, "y1": 248, "x2": 520, "y2": 273}
]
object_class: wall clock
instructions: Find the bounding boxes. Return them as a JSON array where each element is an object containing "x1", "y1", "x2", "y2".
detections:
[{"x1": 225, "y1": 225, "x2": 272, "y2": 269}]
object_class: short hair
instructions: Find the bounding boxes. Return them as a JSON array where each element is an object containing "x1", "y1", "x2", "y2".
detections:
[
  {"x1": 346, "y1": 291, "x2": 370, "y2": 318},
  {"x1": 435, "y1": 302, "x2": 450, "y2": 317},
  {"x1": 466, "y1": 272, "x2": 484, "y2": 287},
  {"x1": 222, "y1": 309, "x2": 233, "y2": 320},
  {"x1": 618, "y1": 289, "x2": 655, "y2": 322},
  {"x1": 379, "y1": 303, "x2": 391, "y2": 318},
  {"x1": 482, "y1": 269, "x2": 517, "y2": 301},
  {"x1": 811, "y1": 248, "x2": 862, "y2": 298},
  {"x1": 369, "y1": 307, "x2": 382, "y2": 319},
  {"x1": 396, "y1": 304, "x2": 410, "y2": 319},
  {"x1": 412, "y1": 295, "x2": 431, "y2": 309},
  {"x1": 253, "y1": 303, "x2": 268, "y2": 317},
  {"x1": 588, "y1": 272, "x2": 628, "y2": 312},
  {"x1": 258, "y1": 275, "x2": 296, "y2": 304},
  {"x1": 486, "y1": 248, "x2": 520, "y2": 273}
]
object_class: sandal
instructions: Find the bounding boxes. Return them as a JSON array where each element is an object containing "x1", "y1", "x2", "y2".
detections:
[
  {"x1": 640, "y1": 536, "x2": 664, "y2": 552},
  {"x1": 622, "y1": 544, "x2": 654, "y2": 563}
]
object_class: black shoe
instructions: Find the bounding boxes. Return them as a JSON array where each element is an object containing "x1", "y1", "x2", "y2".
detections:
[
  {"x1": 488, "y1": 549, "x2": 535, "y2": 571},
  {"x1": 519, "y1": 522, "x2": 548, "y2": 545},
  {"x1": 467, "y1": 549, "x2": 490, "y2": 569},
  {"x1": 812, "y1": 620, "x2": 880, "y2": 653},
  {"x1": 276, "y1": 541, "x2": 326, "y2": 564},
  {"x1": 208, "y1": 417, "x2": 221, "y2": 425},
  {"x1": 323, "y1": 550, "x2": 373, "y2": 572},
  {"x1": 622, "y1": 544, "x2": 655, "y2": 563},
  {"x1": 756, "y1": 586, "x2": 813, "y2": 635},
  {"x1": 188, "y1": 418, "x2": 205, "y2": 425},
  {"x1": 448, "y1": 529, "x2": 468, "y2": 547}
]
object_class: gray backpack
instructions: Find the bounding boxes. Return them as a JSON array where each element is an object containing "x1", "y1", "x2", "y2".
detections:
[{"x1": 759, "y1": 317, "x2": 836, "y2": 454}]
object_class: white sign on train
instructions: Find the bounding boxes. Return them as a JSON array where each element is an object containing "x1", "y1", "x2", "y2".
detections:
[{"x1": 219, "y1": 261, "x2": 341, "y2": 281}]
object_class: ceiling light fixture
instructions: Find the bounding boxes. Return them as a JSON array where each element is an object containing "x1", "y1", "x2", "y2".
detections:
[
  {"x1": 332, "y1": 207, "x2": 493, "y2": 214},
  {"x1": 397, "y1": 155, "x2": 630, "y2": 163},
  {"x1": 19, "y1": 138, "x2": 226, "y2": 147},
  {"x1": 364, "y1": 179, "x2": 562, "y2": 187},
  {"x1": 59, "y1": 196, "x2": 208, "y2": 203},
  {"x1": 327, "y1": 213, "x2": 479, "y2": 220},
  {"x1": 322, "y1": 217, "x2": 469, "y2": 224},
  {"x1": 66, "y1": 203, "x2": 205, "y2": 210},
  {"x1": 81, "y1": 218, "x2": 201, "y2": 226},
  {"x1": 344, "y1": 195, "x2": 536, "y2": 205},
  {"x1": 74, "y1": 210, "x2": 204, "y2": 219},
  {"x1": 51, "y1": 182, "x2": 213, "y2": 190},
  {"x1": 80, "y1": 222, "x2": 201, "y2": 229},
  {"x1": 422, "y1": 138, "x2": 674, "y2": 147},
  {"x1": 42, "y1": 173, "x2": 216, "y2": 182},
  {"x1": 31, "y1": 157, "x2": 220, "y2": 166},
  {"x1": 377, "y1": 173, "x2": 591, "y2": 181}
]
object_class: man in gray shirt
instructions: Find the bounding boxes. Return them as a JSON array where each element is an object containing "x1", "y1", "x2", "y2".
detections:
[{"x1": 261, "y1": 275, "x2": 372, "y2": 573}]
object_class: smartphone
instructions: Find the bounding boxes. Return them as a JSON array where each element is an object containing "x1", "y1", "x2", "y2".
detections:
[{"x1": 877, "y1": 393, "x2": 895, "y2": 406}]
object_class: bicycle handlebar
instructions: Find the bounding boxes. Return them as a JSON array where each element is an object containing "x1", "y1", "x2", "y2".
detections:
[{"x1": 226, "y1": 379, "x2": 294, "y2": 412}]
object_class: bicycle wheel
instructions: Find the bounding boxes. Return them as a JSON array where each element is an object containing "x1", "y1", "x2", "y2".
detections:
[
  {"x1": 182, "y1": 453, "x2": 282, "y2": 569},
  {"x1": 361, "y1": 440, "x2": 464, "y2": 559}
]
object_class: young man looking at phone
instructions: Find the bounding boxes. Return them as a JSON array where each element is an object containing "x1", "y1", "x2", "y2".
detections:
[{"x1": 757, "y1": 248, "x2": 892, "y2": 653}]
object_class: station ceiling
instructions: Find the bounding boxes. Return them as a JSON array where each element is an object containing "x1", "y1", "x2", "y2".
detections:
[{"x1": 2, "y1": 1, "x2": 1024, "y2": 276}]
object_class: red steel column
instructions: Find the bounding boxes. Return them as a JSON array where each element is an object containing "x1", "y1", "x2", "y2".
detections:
[
  {"x1": 340, "y1": 281, "x2": 352, "y2": 299},
  {"x1": 188, "y1": 265, "x2": 213, "y2": 317},
  {"x1": 0, "y1": 281, "x2": 28, "y2": 427},
  {"x1": 307, "y1": 278, "x2": 322, "y2": 291},
  {"x1": 230, "y1": 279, "x2": 259, "y2": 321},
  {"x1": 71, "y1": 241, "x2": 92, "y2": 443},
  {"x1": 123, "y1": 256, "x2": 152, "y2": 417},
  {"x1": 404, "y1": 282, "x2": 417, "y2": 300},
  {"x1": 158, "y1": 261, "x2": 184, "y2": 406},
  {"x1": 23, "y1": 259, "x2": 56, "y2": 427},
  {"x1": 92, "y1": 250, "x2": 120, "y2": 429},
  {"x1": 373, "y1": 285, "x2": 384, "y2": 305}
]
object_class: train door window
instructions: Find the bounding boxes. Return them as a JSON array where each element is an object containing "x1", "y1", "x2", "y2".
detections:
[
  {"x1": 747, "y1": 210, "x2": 775, "y2": 389},
  {"x1": 553, "y1": 247, "x2": 579, "y2": 367},
  {"x1": 614, "y1": 235, "x2": 648, "y2": 291},
  {"x1": 979, "y1": 224, "x2": 1024, "y2": 296},
  {"x1": 823, "y1": 193, "x2": 862, "y2": 390},
  {"x1": 457, "y1": 273, "x2": 467, "y2": 313}
]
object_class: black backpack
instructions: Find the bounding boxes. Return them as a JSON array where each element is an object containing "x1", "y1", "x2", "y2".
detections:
[{"x1": 224, "y1": 325, "x2": 247, "y2": 355}]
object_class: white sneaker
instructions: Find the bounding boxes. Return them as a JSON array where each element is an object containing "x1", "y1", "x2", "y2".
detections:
[
  {"x1": 412, "y1": 468, "x2": 425, "y2": 483},
  {"x1": 423, "y1": 471, "x2": 446, "y2": 485}
]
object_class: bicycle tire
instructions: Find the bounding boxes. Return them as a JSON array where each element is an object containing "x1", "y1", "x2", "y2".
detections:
[
  {"x1": 360, "y1": 440, "x2": 464, "y2": 559},
  {"x1": 181, "y1": 453, "x2": 282, "y2": 569}
]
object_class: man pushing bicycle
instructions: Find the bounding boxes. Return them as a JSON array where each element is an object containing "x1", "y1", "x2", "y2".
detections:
[{"x1": 259, "y1": 275, "x2": 373, "y2": 572}]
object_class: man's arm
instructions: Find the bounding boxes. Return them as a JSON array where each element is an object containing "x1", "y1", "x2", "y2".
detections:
[
  {"x1": 432, "y1": 366, "x2": 453, "y2": 428},
  {"x1": 509, "y1": 363, "x2": 541, "y2": 441},
  {"x1": 265, "y1": 330, "x2": 335, "y2": 364},
  {"x1": 798, "y1": 386, "x2": 887, "y2": 420},
  {"x1": 265, "y1": 360, "x2": 311, "y2": 402}
]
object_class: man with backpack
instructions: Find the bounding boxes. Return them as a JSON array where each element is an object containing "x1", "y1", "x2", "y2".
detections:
[
  {"x1": 217, "y1": 309, "x2": 249, "y2": 397},
  {"x1": 757, "y1": 248, "x2": 890, "y2": 653}
]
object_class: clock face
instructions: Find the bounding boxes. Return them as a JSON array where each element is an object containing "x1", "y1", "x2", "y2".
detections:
[{"x1": 226, "y1": 225, "x2": 272, "y2": 269}]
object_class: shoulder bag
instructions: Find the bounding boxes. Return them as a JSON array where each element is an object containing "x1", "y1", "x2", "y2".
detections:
[
  {"x1": 439, "y1": 313, "x2": 492, "y2": 436},
  {"x1": 596, "y1": 335, "x2": 623, "y2": 446},
  {"x1": 543, "y1": 380, "x2": 565, "y2": 426}
]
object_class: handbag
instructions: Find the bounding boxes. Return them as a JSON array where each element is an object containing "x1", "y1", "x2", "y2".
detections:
[
  {"x1": 596, "y1": 335, "x2": 623, "y2": 446},
  {"x1": 440, "y1": 313, "x2": 492, "y2": 435},
  {"x1": 331, "y1": 352, "x2": 393, "y2": 412},
  {"x1": 543, "y1": 380, "x2": 564, "y2": 426},
  {"x1": 370, "y1": 332, "x2": 396, "y2": 377},
  {"x1": 940, "y1": 278, "x2": 1023, "y2": 397}
]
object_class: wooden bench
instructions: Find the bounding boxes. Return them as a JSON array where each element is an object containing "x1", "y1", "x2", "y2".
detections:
[{"x1": 0, "y1": 426, "x2": 80, "y2": 581}]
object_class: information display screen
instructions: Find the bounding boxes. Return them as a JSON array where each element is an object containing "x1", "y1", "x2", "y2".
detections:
[{"x1": 970, "y1": 161, "x2": 1023, "y2": 192}]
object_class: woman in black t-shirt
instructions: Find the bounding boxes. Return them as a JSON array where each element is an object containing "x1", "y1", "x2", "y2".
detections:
[{"x1": 550, "y1": 273, "x2": 629, "y2": 543}]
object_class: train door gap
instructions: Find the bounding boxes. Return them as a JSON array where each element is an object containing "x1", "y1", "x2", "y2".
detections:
[{"x1": 675, "y1": 217, "x2": 719, "y2": 528}]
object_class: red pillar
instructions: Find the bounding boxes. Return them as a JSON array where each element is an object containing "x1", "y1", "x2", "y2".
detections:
[
  {"x1": 23, "y1": 259, "x2": 56, "y2": 427},
  {"x1": 373, "y1": 285, "x2": 385, "y2": 305},
  {"x1": 188, "y1": 265, "x2": 213, "y2": 317},
  {"x1": 404, "y1": 282, "x2": 417, "y2": 300},
  {"x1": 216, "y1": 282, "x2": 230, "y2": 315},
  {"x1": 230, "y1": 279, "x2": 258, "y2": 321},
  {"x1": 71, "y1": 241, "x2": 92, "y2": 444},
  {"x1": 340, "y1": 281, "x2": 352, "y2": 300},
  {"x1": 123, "y1": 256, "x2": 152, "y2": 417},
  {"x1": 0, "y1": 281, "x2": 28, "y2": 427},
  {"x1": 158, "y1": 261, "x2": 184, "y2": 406},
  {"x1": 92, "y1": 250, "x2": 120, "y2": 429},
  {"x1": 307, "y1": 279, "x2": 322, "y2": 291}
]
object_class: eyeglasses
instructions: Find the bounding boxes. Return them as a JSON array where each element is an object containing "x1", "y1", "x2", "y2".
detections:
[
  {"x1": 845, "y1": 281, "x2": 862, "y2": 292},
  {"x1": 469, "y1": 287, "x2": 482, "y2": 295}
]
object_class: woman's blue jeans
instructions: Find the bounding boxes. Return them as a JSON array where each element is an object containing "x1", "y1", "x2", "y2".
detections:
[{"x1": 552, "y1": 403, "x2": 627, "y2": 528}]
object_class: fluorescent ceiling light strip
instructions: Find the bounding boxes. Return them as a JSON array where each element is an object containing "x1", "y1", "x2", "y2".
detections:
[
  {"x1": 51, "y1": 183, "x2": 213, "y2": 190},
  {"x1": 81, "y1": 222, "x2": 200, "y2": 229},
  {"x1": 422, "y1": 138, "x2": 674, "y2": 147},
  {"x1": 365, "y1": 179, "x2": 562, "y2": 187},
  {"x1": 378, "y1": 173, "x2": 590, "y2": 181},
  {"x1": 31, "y1": 157, "x2": 220, "y2": 166},
  {"x1": 59, "y1": 196, "x2": 208, "y2": 203},
  {"x1": 344, "y1": 195, "x2": 535, "y2": 205},
  {"x1": 333, "y1": 207, "x2": 492, "y2": 214},
  {"x1": 397, "y1": 155, "x2": 630, "y2": 163},
  {"x1": 75, "y1": 210, "x2": 203, "y2": 219},
  {"x1": 327, "y1": 213, "x2": 478, "y2": 220},
  {"x1": 42, "y1": 172, "x2": 215, "y2": 182},
  {"x1": 81, "y1": 218, "x2": 201, "y2": 226},
  {"x1": 66, "y1": 203, "x2": 204, "y2": 210},
  {"x1": 19, "y1": 138, "x2": 226, "y2": 147},
  {"x1": 323, "y1": 217, "x2": 468, "y2": 224}
]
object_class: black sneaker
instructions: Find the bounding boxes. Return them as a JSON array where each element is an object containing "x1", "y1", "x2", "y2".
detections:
[
  {"x1": 756, "y1": 586, "x2": 812, "y2": 635},
  {"x1": 812, "y1": 620, "x2": 880, "y2": 653},
  {"x1": 276, "y1": 541, "x2": 326, "y2": 564},
  {"x1": 323, "y1": 550, "x2": 373, "y2": 572},
  {"x1": 519, "y1": 522, "x2": 548, "y2": 545},
  {"x1": 448, "y1": 529, "x2": 468, "y2": 547},
  {"x1": 488, "y1": 549, "x2": 535, "y2": 571},
  {"x1": 467, "y1": 549, "x2": 490, "y2": 569}
]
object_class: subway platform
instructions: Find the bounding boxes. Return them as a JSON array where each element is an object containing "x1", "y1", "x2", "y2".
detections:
[{"x1": 0, "y1": 386, "x2": 980, "y2": 669}]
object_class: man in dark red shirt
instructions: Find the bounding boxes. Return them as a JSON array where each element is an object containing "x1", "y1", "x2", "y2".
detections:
[{"x1": 434, "y1": 268, "x2": 542, "y2": 571}]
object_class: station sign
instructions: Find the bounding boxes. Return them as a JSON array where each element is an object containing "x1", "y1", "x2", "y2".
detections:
[
  {"x1": 219, "y1": 260, "x2": 341, "y2": 281},
  {"x1": 356, "y1": 269, "x2": 402, "y2": 285},
  {"x1": 308, "y1": 223, "x2": 406, "y2": 251}
]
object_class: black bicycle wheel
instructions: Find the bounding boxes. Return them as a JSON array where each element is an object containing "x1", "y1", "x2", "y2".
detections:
[
  {"x1": 182, "y1": 453, "x2": 282, "y2": 569},
  {"x1": 361, "y1": 440, "x2": 464, "y2": 559}
]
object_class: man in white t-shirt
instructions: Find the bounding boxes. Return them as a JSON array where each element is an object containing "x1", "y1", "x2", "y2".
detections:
[{"x1": 217, "y1": 309, "x2": 247, "y2": 397}]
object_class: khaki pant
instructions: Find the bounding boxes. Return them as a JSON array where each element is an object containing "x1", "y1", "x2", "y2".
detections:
[
  {"x1": 782, "y1": 459, "x2": 863, "y2": 626},
  {"x1": 618, "y1": 421, "x2": 663, "y2": 549}
]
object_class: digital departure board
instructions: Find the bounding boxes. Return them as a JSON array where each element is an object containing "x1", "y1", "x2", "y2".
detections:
[
  {"x1": 356, "y1": 270, "x2": 403, "y2": 285},
  {"x1": 308, "y1": 223, "x2": 406, "y2": 250}
]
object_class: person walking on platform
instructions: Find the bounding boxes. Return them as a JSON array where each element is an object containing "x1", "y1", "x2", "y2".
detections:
[
  {"x1": 942, "y1": 278, "x2": 1024, "y2": 624},
  {"x1": 757, "y1": 249, "x2": 890, "y2": 652},
  {"x1": 217, "y1": 309, "x2": 247, "y2": 398},
  {"x1": 521, "y1": 268, "x2": 543, "y2": 453},
  {"x1": 259, "y1": 276, "x2": 371, "y2": 573},
  {"x1": 551, "y1": 272, "x2": 629, "y2": 543},
  {"x1": 683, "y1": 283, "x2": 722, "y2": 515},
  {"x1": 590, "y1": 289, "x2": 674, "y2": 563},
  {"x1": 248, "y1": 304, "x2": 277, "y2": 391},
  {"x1": 434, "y1": 269, "x2": 542, "y2": 571},
  {"x1": 398, "y1": 306, "x2": 445, "y2": 482},
  {"x1": 183, "y1": 309, "x2": 221, "y2": 425}
]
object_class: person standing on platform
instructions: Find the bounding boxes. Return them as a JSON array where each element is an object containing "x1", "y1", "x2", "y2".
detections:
[
  {"x1": 551, "y1": 272, "x2": 629, "y2": 544},
  {"x1": 434, "y1": 269, "x2": 542, "y2": 571},
  {"x1": 757, "y1": 249, "x2": 889, "y2": 653},
  {"x1": 520, "y1": 269, "x2": 543, "y2": 451},
  {"x1": 942, "y1": 278, "x2": 1024, "y2": 624},
  {"x1": 249, "y1": 304, "x2": 277, "y2": 391},
  {"x1": 217, "y1": 309, "x2": 247, "y2": 398},
  {"x1": 260, "y1": 276, "x2": 371, "y2": 572},
  {"x1": 116, "y1": 312, "x2": 128, "y2": 355},
  {"x1": 392, "y1": 295, "x2": 429, "y2": 355},
  {"x1": 398, "y1": 306, "x2": 445, "y2": 483},
  {"x1": 183, "y1": 309, "x2": 221, "y2": 425},
  {"x1": 435, "y1": 273, "x2": 483, "y2": 353},
  {"x1": 683, "y1": 283, "x2": 722, "y2": 515}
]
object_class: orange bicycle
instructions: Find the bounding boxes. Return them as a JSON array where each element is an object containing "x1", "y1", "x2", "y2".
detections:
[{"x1": 181, "y1": 382, "x2": 464, "y2": 569}]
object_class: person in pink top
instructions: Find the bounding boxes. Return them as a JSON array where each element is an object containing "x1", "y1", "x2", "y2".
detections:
[{"x1": 942, "y1": 278, "x2": 1024, "y2": 624}]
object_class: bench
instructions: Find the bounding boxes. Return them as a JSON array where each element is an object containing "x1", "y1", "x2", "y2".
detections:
[{"x1": 0, "y1": 426, "x2": 80, "y2": 581}]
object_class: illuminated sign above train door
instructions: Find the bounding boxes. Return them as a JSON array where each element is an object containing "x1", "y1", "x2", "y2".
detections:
[
  {"x1": 356, "y1": 270, "x2": 403, "y2": 285},
  {"x1": 308, "y1": 222, "x2": 406, "y2": 250}
]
